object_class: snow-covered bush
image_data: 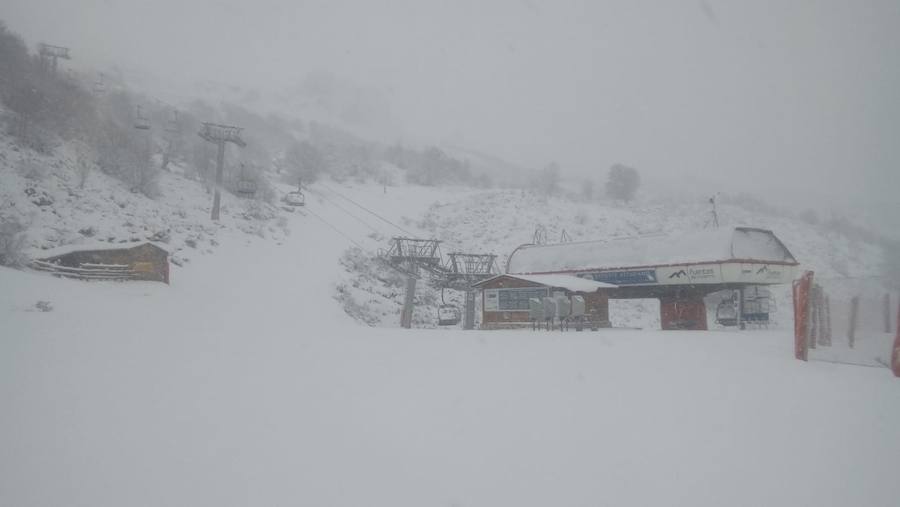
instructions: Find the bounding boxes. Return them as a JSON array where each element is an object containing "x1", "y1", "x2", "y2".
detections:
[
  {"x1": 0, "y1": 216, "x2": 27, "y2": 267},
  {"x1": 605, "y1": 163, "x2": 641, "y2": 203},
  {"x1": 17, "y1": 155, "x2": 47, "y2": 181}
]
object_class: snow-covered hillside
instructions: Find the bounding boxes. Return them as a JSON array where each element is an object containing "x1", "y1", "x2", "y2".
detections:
[
  {"x1": 1, "y1": 117, "x2": 890, "y2": 332},
  {"x1": 3, "y1": 181, "x2": 899, "y2": 507},
  {"x1": 1, "y1": 118, "x2": 897, "y2": 507},
  {"x1": 0, "y1": 133, "x2": 290, "y2": 267}
]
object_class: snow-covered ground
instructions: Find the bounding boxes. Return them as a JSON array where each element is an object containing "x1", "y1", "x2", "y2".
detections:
[
  {"x1": 3, "y1": 179, "x2": 900, "y2": 507},
  {"x1": 3, "y1": 126, "x2": 899, "y2": 506}
]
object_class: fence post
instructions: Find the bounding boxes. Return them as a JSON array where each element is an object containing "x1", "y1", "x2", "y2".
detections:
[
  {"x1": 848, "y1": 296, "x2": 860, "y2": 349},
  {"x1": 893, "y1": 303, "x2": 900, "y2": 378},
  {"x1": 884, "y1": 293, "x2": 891, "y2": 334},
  {"x1": 813, "y1": 285, "x2": 830, "y2": 346},
  {"x1": 809, "y1": 285, "x2": 819, "y2": 349},
  {"x1": 793, "y1": 271, "x2": 813, "y2": 361}
]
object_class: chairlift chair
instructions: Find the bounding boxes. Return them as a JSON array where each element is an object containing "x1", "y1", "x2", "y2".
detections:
[
  {"x1": 283, "y1": 190, "x2": 305, "y2": 206},
  {"x1": 164, "y1": 110, "x2": 180, "y2": 134},
  {"x1": 237, "y1": 179, "x2": 258, "y2": 197},
  {"x1": 715, "y1": 299, "x2": 739, "y2": 327},
  {"x1": 134, "y1": 105, "x2": 150, "y2": 130},
  {"x1": 741, "y1": 297, "x2": 772, "y2": 326},
  {"x1": 283, "y1": 178, "x2": 306, "y2": 206},
  {"x1": 93, "y1": 73, "x2": 106, "y2": 95},
  {"x1": 438, "y1": 305, "x2": 461, "y2": 326}
]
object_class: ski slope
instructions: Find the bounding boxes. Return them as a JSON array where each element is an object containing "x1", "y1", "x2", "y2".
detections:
[{"x1": 2, "y1": 182, "x2": 899, "y2": 507}]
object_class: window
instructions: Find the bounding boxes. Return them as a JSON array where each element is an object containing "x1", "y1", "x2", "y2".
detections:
[{"x1": 497, "y1": 287, "x2": 549, "y2": 310}]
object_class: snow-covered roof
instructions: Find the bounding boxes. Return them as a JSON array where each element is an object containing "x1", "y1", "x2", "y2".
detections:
[
  {"x1": 506, "y1": 227, "x2": 797, "y2": 274},
  {"x1": 35, "y1": 241, "x2": 169, "y2": 259},
  {"x1": 474, "y1": 273, "x2": 616, "y2": 291}
]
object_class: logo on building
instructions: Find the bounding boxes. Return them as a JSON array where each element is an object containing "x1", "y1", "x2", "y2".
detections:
[{"x1": 688, "y1": 266, "x2": 717, "y2": 280}]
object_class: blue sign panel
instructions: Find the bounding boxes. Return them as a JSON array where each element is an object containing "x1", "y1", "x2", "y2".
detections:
[{"x1": 587, "y1": 269, "x2": 657, "y2": 285}]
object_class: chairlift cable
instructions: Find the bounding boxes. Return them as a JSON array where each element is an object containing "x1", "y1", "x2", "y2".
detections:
[
  {"x1": 297, "y1": 198, "x2": 430, "y2": 286},
  {"x1": 318, "y1": 182, "x2": 414, "y2": 236},
  {"x1": 304, "y1": 207, "x2": 368, "y2": 251},
  {"x1": 306, "y1": 187, "x2": 383, "y2": 234},
  {"x1": 304, "y1": 205, "x2": 418, "y2": 279}
]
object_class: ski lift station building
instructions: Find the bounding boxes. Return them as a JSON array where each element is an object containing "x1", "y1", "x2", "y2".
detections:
[
  {"x1": 477, "y1": 227, "x2": 798, "y2": 330},
  {"x1": 472, "y1": 273, "x2": 618, "y2": 330}
]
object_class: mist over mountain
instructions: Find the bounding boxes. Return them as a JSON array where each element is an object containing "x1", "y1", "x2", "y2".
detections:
[{"x1": 3, "y1": 0, "x2": 897, "y2": 233}]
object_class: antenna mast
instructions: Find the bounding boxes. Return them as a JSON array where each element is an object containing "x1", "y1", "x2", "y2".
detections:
[{"x1": 707, "y1": 194, "x2": 720, "y2": 229}]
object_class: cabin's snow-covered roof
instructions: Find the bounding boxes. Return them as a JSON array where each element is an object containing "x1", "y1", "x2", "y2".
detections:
[
  {"x1": 36, "y1": 241, "x2": 169, "y2": 259},
  {"x1": 507, "y1": 227, "x2": 797, "y2": 274},
  {"x1": 474, "y1": 273, "x2": 616, "y2": 291}
]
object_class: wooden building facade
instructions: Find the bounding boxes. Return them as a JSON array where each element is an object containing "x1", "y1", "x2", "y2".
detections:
[
  {"x1": 32, "y1": 242, "x2": 170, "y2": 284},
  {"x1": 473, "y1": 274, "x2": 615, "y2": 330}
]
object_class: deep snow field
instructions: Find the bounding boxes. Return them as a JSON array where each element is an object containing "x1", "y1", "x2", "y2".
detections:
[{"x1": 2, "y1": 177, "x2": 900, "y2": 507}]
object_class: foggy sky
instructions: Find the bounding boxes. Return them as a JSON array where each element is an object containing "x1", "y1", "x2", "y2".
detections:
[{"x1": 4, "y1": 0, "x2": 899, "y2": 217}]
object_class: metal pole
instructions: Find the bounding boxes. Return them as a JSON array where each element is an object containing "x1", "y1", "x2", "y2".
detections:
[
  {"x1": 464, "y1": 290, "x2": 475, "y2": 330},
  {"x1": 401, "y1": 272, "x2": 417, "y2": 329},
  {"x1": 893, "y1": 303, "x2": 900, "y2": 377},
  {"x1": 803, "y1": 281, "x2": 814, "y2": 355},
  {"x1": 211, "y1": 140, "x2": 225, "y2": 220},
  {"x1": 848, "y1": 295, "x2": 860, "y2": 348}
]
